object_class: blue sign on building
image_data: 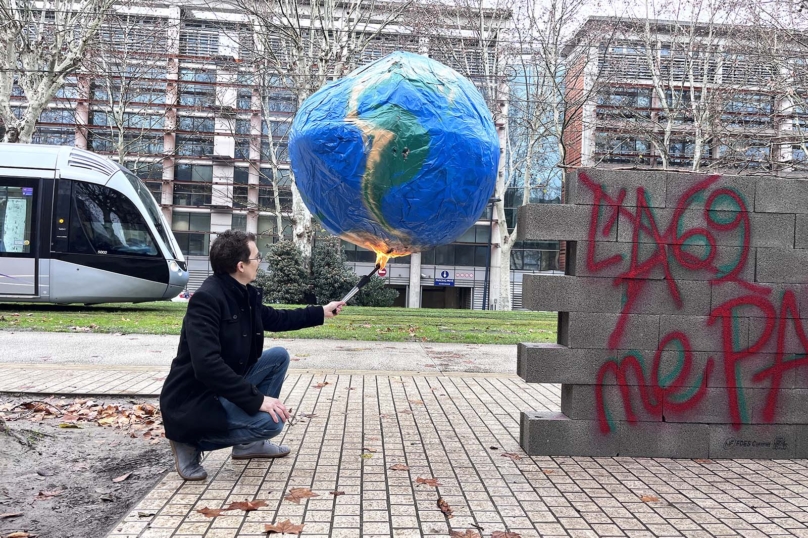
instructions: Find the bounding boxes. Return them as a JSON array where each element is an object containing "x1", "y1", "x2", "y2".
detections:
[{"x1": 435, "y1": 270, "x2": 454, "y2": 286}]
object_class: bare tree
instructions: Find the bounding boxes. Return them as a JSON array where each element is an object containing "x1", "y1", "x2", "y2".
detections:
[
  {"x1": 227, "y1": 0, "x2": 413, "y2": 257},
  {"x1": 81, "y1": 12, "x2": 171, "y2": 168},
  {"x1": 0, "y1": 0, "x2": 116, "y2": 143}
]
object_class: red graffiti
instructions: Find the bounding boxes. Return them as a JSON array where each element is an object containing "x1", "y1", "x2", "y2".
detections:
[{"x1": 580, "y1": 172, "x2": 805, "y2": 432}]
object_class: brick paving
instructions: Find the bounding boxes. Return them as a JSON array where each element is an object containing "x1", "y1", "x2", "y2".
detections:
[{"x1": 4, "y1": 364, "x2": 808, "y2": 537}]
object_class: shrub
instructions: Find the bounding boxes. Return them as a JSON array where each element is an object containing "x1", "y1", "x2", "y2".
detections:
[
  {"x1": 259, "y1": 240, "x2": 311, "y2": 304},
  {"x1": 355, "y1": 275, "x2": 399, "y2": 307},
  {"x1": 311, "y1": 235, "x2": 358, "y2": 304}
]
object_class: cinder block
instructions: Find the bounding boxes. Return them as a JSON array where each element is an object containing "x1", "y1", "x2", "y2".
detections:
[
  {"x1": 569, "y1": 168, "x2": 667, "y2": 208},
  {"x1": 666, "y1": 172, "x2": 757, "y2": 212},
  {"x1": 705, "y1": 353, "x2": 797, "y2": 390},
  {"x1": 711, "y1": 282, "x2": 808, "y2": 316},
  {"x1": 618, "y1": 422, "x2": 710, "y2": 458},
  {"x1": 560, "y1": 383, "x2": 662, "y2": 423},
  {"x1": 520, "y1": 411, "x2": 620, "y2": 456},
  {"x1": 571, "y1": 241, "x2": 649, "y2": 279},
  {"x1": 659, "y1": 315, "x2": 748, "y2": 352},
  {"x1": 614, "y1": 210, "x2": 792, "y2": 250},
  {"x1": 755, "y1": 176, "x2": 808, "y2": 214},
  {"x1": 708, "y1": 424, "x2": 796, "y2": 459},
  {"x1": 566, "y1": 312, "x2": 660, "y2": 350},
  {"x1": 667, "y1": 245, "x2": 755, "y2": 283},
  {"x1": 516, "y1": 203, "x2": 618, "y2": 242},
  {"x1": 796, "y1": 214, "x2": 808, "y2": 248},
  {"x1": 662, "y1": 387, "x2": 787, "y2": 425},
  {"x1": 756, "y1": 248, "x2": 808, "y2": 284},
  {"x1": 517, "y1": 343, "x2": 608, "y2": 384},
  {"x1": 618, "y1": 279, "x2": 712, "y2": 316},
  {"x1": 796, "y1": 425, "x2": 808, "y2": 458},
  {"x1": 750, "y1": 213, "x2": 796, "y2": 250},
  {"x1": 774, "y1": 389, "x2": 808, "y2": 424},
  {"x1": 748, "y1": 316, "x2": 808, "y2": 356},
  {"x1": 522, "y1": 274, "x2": 622, "y2": 313}
]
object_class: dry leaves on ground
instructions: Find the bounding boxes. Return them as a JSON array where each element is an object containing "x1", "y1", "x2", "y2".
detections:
[
  {"x1": 312, "y1": 382, "x2": 330, "y2": 389},
  {"x1": 0, "y1": 513, "x2": 22, "y2": 520},
  {"x1": 415, "y1": 477, "x2": 441, "y2": 487},
  {"x1": 450, "y1": 531, "x2": 481, "y2": 538},
  {"x1": 389, "y1": 464, "x2": 409, "y2": 471},
  {"x1": 265, "y1": 519, "x2": 304, "y2": 535},
  {"x1": 437, "y1": 497, "x2": 453, "y2": 518},
  {"x1": 112, "y1": 473, "x2": 131, "y2": 483},
  {"x1": 6, "y1": 532, "x2": 38, "y2": 538},
  {"x1": 408, "y1": 399, "x2": 424, "y2": 405},
  {"x1": 640, "y1": 495, "x2": 660, "y2": 503},
  {"x1": 500, "y1": 453, "x2": 522, "y2": 461},
  {"x1": 197, "y1": 499, "x2": 268, "y2": 517},
  {"x1": 491, "y1": 532, "x2": 522, "y2": 538},
  {"x1": 329, "y1": 491, "x2": 345, "y2": 497},
  {"x1": 34, "y1": 490, "x2": 62, "y2": 501},
  {"x1": 0, "y1": 398, "x2": 164, "y2": 443},
  {"x1": 284, "y1": 488, "x2": 319, "y2": 504}
]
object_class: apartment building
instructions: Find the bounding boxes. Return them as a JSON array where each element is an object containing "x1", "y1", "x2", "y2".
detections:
[
  {"x1": 562, "y1": 17, "x2": 808, "y2": 174},
  {"x1": 1, "y1": 0, "x2": 554, "y2": 309}
]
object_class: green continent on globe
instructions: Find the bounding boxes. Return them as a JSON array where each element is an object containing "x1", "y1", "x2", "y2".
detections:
[{"x1": 347, "y1": 102, "x2": 430, "y2": 237}]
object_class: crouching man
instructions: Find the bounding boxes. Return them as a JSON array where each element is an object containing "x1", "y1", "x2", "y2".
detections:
[{"x1": 161, "y1": 230, "x2": 344, "y2": 480}]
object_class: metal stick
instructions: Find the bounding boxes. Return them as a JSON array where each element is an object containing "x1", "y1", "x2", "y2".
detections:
[{"x1": 340, "y1": 264, "x2": 380, "y2": 303}]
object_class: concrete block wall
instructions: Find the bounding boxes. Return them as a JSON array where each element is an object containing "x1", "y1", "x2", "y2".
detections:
[{"x1": 517, "y1": 168, "x2": 808, "y2": 459}]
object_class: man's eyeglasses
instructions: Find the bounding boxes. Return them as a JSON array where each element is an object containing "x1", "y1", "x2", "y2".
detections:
[{"x1": 248, "y1": 253, "x2": 263, "y2": 263}]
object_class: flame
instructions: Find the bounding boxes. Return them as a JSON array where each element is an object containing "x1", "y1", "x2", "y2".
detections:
[{"x1": 338, "y1": 231, "x2": 412, "y2": 270}]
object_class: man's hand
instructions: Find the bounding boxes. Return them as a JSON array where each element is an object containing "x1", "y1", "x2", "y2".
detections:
[
  {"x1": 323, "y1": 301, "x2": 346, "y2": 318},
  {"x1": 259, "y1": 396, "x2": 290, "y2": 423}
]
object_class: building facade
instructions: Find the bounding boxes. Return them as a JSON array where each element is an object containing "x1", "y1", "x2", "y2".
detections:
[
  {"x1": 1, "y1": 0, "x2": 557, "y2": 309},
  {"x1": 562, "y1": 17, "x2": 808, "y2": 175}
]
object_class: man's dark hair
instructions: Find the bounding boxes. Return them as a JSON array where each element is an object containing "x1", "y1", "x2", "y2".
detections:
[{"x1": 209, "y1": 230, "x2": 256, "y2": 275}]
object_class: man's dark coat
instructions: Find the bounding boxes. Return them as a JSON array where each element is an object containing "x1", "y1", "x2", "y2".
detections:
[{"x1": 160, "y1": 273, "x2": 323, "y2": 443}]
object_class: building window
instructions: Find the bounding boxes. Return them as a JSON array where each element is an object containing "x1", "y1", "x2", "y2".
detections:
[
  {"x1": 178, "y1": 68, "x2": 216, "y2": 108},
  {"x1": 126, "y1": 161, "x2": 163, "y2": 202},
  {"x1": 231, "y1": 213, "x2": 247, "y2": 231},
  {"x1": 596, "y1": 87, "x2": 652, "y2": 118},
  {"x1": 257, "y1": 215, "x2": 291, "y2": 245},
  {"x1": 233, "y1": 167, "x2": 249, "y2": 208},
  {"x1": 172, "y1": 212, "x2": 210, "y2": 256},
  {"x1": 595, "y1": 132, "x2": 651, "y2": 164}
]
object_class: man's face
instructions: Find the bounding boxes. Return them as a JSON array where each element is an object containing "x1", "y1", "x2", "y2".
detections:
[{"x1": 242, "y1": 241, "x2": 261, "y2": 283}]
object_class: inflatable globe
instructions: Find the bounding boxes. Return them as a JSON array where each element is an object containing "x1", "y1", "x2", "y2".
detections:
[{"x1": 289, "y1": 51, "x2": 499, "y2": 266}]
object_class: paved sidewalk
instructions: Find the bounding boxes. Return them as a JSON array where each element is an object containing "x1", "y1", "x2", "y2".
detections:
[{"x1": 3, "y1": 346, "x2": 808, "y2": 537}]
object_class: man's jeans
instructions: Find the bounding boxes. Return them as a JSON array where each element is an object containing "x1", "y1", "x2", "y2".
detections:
[{"x1": 197, "y1": 347, "x2": 290, "y2": 451}]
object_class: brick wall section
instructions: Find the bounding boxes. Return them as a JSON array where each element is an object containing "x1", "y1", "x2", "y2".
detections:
[{"x1": 516, "y1": 168, "x2": 808, "y2": 459}]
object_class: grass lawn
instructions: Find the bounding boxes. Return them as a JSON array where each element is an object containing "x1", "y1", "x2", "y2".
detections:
[{"x1": 0, "y1": 301, "x2": 557, "y2": 345}]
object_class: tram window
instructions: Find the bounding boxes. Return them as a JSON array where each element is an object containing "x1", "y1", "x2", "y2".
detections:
[
  {"x1": 70, "y1": 182, "x2": 159, "y2": 257},
  {"x1": 0, "y1": 185, "x2": 34, "y2": 254}
]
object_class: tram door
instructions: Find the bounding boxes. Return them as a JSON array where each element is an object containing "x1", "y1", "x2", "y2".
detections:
[{"x1": 0, "y1": 178, "x2": 39, "y2": 297}]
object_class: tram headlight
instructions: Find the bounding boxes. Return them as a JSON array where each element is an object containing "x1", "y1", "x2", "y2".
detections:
[{"x1": 170, "y1": 261, "x2": 180, "y2": 273}]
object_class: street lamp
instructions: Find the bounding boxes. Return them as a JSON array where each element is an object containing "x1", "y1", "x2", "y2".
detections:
[{"x1": 481, "y1": 197, "x2": 501, "y2": 311}]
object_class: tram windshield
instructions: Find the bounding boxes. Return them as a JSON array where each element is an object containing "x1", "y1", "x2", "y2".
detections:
[{"x1": 122, "y1": 171, "x2": 183, "y2": 262}]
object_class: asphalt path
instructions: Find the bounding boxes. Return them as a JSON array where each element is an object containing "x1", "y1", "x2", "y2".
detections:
[{"x1": 0, "y1": 331, "x2": 517, "y2": 374}]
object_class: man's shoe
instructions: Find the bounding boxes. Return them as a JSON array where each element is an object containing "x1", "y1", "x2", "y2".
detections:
[
  {"x1": 169, "y1": 440, "x2": 207, "y2": 481},
  {"x1": 231, "y1": 440, "x2": 291, "y2": 460}
]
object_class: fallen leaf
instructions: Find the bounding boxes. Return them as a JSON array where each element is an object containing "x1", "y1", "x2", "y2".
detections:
[
  {"x1": 112, "y1": 473, "x2": 131, "y2": 483},
  {"x1": 491, "y1": 532, "x2": 522, "y2": 538},
  {"x1": 226, "y1": 500, "x2": 267, "y2": 512},
  {"x1": 489, "y1": 446, "x2": 499, "y2": 450},
  {"x1": 389, "y1": 464, "x2": 410, "y2": 471},
  {"x1": 197, "y1": 507, "x2": 228, "y2": 517},
  {"x1": 694, "y1": 458, "x2": 713, "y2": 463},
  {"x1": 542, "y1": 469, "x2": 554, "y2": 475},
  {"x1": 265, "y1": 519, "x2": 305, "y2": 534},
  {"x1": 35, "y1": 490, "x2": 62, "y2": 500},
  {"x1": 6, "y1": 533, "x2": 36, "y2": 538},
  {"x1": 640, "y1": 495, "x2": 660, "y2": 503},
  {"x1": 437, "y1": 497, "x2": 454, "y2": 518},
  {"x1": 138, "y1": 511, "x2": 156, "y2": 518},
  {"x1": 360, "y1": 453, "x2": 373, "y2": 459},
  {"x1": 501, "y1": 452, "x2": 522, "y2": 461},
  {"x1": 409, "y1": 399, "x2": 424, "y2": 405},
  {"x1": 399, "y1": 410, "x2": 413, "y2": 415},
  {"x1": 416, "y1": 477, "x2": 441, "y2": 487},
  {"x1": 0, "y1": 513, "x2": 23, "y2": 519},
  {"x1": 329, "y1": 490, "x2": 345, "y2": 496},
  {"x1": 362, "y1": 447, "x2": 377, "y2": 453},
  {"x1": 284, "y1": 488, "x2": 319, "y2": 504},
  {"x1": 312, "y1": 382, "x2": 330, "y2": 389},
  {"x1": 450, "y1": 530, "x2": 481, "y2": 537}
]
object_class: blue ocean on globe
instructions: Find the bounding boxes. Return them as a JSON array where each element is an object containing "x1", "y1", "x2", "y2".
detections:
[{"x1": 289, "y1": 51, "x2": 499, "y2": 265}]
